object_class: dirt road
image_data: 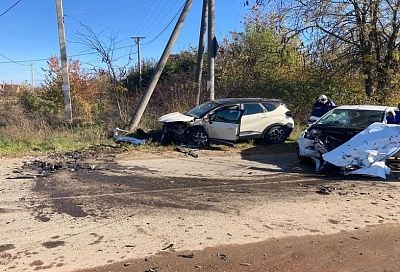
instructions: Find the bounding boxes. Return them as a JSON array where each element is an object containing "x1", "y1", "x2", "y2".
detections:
[{"x1": 1, "y1": 145, "x2": 400, "y2": 271}]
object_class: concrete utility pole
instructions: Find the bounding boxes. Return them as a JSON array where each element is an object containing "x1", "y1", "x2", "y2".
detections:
[
  {"x1": 30, "y1": 63, "x2": 34, "y2": 91},
  {"x1": 56, "y1": 0, "x2": 73, "y2": 125},
  {"x1": 195, "y1": 0, "x2": 208, "y2": 106},
  {"x1": 128, "y1": 0, "x2": 194, "y2": 132},
  {"x1": 207, "y1": 0, "x2": 215, "y2": 100},
  {"x1": 131, "y1": 36, "x2": 145, "y2": 90}
]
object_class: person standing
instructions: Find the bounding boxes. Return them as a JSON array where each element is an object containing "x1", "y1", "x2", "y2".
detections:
[{"x1": 308, "y1": 95, "x2": 336, "y2": 125}]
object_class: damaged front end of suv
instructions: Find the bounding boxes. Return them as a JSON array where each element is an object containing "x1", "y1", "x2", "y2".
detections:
[
  {"x1": 158, "y1": 101, "x2": 220, "y2": 146},
  {"x1": 158, "y1": 113, "x2": 209, "y2": 146}
]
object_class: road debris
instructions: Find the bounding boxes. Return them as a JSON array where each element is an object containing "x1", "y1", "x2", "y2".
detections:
[
  {"x1": 113, "y1": 128, "x2": 146, "y2": 145},
  {"x1": 316, "y1": 185, "x2": 335, "y2": 195},
  {"x1": 177, "y1": 253, "x2": 194, "y2": 258},
  {"x1": 217, "y1": 253, "x2": 228, "y2": 261},
  {"x1": 175, "y1": 145, "x2": 199, "y2": 158},
  {"x1": 161, "y1": 243, "x2": 174, "y2": 250}
]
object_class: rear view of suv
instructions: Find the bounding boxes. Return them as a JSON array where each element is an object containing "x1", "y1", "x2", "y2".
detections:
[{"x1": 158, "y1": 98, "x2": 294, "y2": 146}]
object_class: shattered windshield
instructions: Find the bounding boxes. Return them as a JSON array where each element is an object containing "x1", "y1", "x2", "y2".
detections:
[
  {"x1": 315, "y1": 109, "x2": 385, "y2": 128},
  {"x1": 185, "y1": 101, "x2": 219, "y2": 118}
]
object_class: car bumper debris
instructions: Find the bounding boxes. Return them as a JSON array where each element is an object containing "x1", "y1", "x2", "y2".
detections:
[{"x1": 112, "y1": 128, "x2": 146, "y2": 145}]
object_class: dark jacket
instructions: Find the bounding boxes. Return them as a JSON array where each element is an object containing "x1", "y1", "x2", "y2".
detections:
[{"x1": 310, "y1": 100, "x2": 335, "y2": 118}]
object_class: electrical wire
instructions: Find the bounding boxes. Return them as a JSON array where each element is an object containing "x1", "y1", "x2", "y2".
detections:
[
  {"x1": 66, "y1": 0, "x2": 152, "y2": 16},
  {"x1": 0, "y1": 0, "x2": 23, "y2": 17},
  {"x1": 141, "y1": 0, "x2": 181, "y2": 37},
  {"x1": 142, "y1": 1, "x2": 185, "y2": 45},
  {"x1": 0, "y1": 52, "x2": 30, "y2": 66}
]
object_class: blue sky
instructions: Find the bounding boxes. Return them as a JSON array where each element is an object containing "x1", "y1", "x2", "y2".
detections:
[{"x1": 0, "y1": 0, "x2": 249, "y2": 85}]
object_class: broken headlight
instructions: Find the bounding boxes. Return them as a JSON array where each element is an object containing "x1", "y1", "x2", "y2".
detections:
[{"x1": 305, "y1": 128, "x2": 321, "y2": 139}]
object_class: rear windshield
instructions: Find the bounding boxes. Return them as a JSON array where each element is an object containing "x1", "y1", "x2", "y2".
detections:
[{"x1": 315, "y1": 109, "x2": 385, "y2": 128}]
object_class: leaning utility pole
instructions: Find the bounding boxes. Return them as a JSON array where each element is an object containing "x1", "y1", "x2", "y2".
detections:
[
  {"x1": 131, "y1": 36, "x2": 145, "y2": 90},
  {"x1": 207, "y1": 0, "x2": 215, "y2": 100},
  {"x1": 56, "y1": 0, "x2": 73, "y2": 124},
  {"x1": 128, "y1": 0, "x2": 194, "y2": 132},
  {"x1": 195, "y1": 0, "x2": 208, "y2": 106}
]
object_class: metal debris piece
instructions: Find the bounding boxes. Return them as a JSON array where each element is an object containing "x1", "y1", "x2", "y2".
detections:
[
  {"x1": 217, "y1": 253, "x2": 228, "y2": 261},
  {"x1": 161, "y1": 243, "x2": 174, "y2": 250},
  {"x1": 175, "y1": 145, "x2": 199, "y2": 158},
  {"x1": 177, "y1": 253, "x2": 194, "y2": 258},
  {"x1": 113, "y1": 128, "x2": 145, "y2": 145},
  {"x1": 316, "y1": 185, "x2": 335, "y2": 195}
]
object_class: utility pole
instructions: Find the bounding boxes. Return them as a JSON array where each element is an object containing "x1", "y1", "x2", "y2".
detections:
[
  {"x1": 128, "y1": 0, "x2": 194, "y2": 132},
  {"x1": 30, "y1": 63, "x2": 34, "y2": 91},
  {"x1": 55, "y1": 0, "x2": 73, "y2": 125},
  {"x1": 195, "y1": 0, "x2": 208, "y2": 106},
  {"x1": 207, "y1": 0, "x2": 215, "y2": 100},
  {"x1": 131, "y1": 36, "x2": 145, "y2": 90}
]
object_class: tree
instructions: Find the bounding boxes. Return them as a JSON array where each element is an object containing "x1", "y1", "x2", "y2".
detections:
[
  {"x1": 264, "y1": 0, "x2": 400, "y2": 102},
  {"x1": 74, "y1": 24, "x2": 129, "y2": 119}
]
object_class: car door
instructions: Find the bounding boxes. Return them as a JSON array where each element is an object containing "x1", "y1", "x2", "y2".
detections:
[
  {"x1": 239, "y1": 103, "x2": 268, "y2": 137},
  {"x1": 206, "y1": 106, "x2": 242, "y2": 143}
]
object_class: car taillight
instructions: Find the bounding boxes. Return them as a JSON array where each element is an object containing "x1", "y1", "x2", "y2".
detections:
[{"x1": 285, "y1": 111, "x2": 292, "y2": 117}]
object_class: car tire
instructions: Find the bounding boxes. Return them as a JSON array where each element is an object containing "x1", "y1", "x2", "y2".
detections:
[
  {"x1": 264, "y1": 126, "x2": 288, "y2": 144},
  {"x1": 188, "y1": 128, "x2": 210, "y2": 147}
]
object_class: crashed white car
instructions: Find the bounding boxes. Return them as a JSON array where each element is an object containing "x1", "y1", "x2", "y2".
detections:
[
  {"x1": 298, "y1": 105, "x2": 400, "y2": 177},
  {"x1": 158, "y1": 98, "x2": 294, "y2": 146}
]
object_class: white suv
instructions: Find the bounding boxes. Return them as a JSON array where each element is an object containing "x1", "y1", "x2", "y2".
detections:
[{"x1": 158, "y1": 98, "x2": 294, "y2": 146}]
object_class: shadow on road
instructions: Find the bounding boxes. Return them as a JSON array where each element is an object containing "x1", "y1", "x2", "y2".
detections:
[{"x1": 240, "y1": 142, "x2": 316, "y2": 175}]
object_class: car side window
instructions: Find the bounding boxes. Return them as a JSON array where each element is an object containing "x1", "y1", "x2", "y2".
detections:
[
  {"x1": 243, "y1": 103, "x2": 264, "y2": 115},
  {"x1": 210, "y1": 108, "x2": 241, "y2": 124},
  {"x1": 262, "y1": 102, "x2": 278, "y2": 112}
]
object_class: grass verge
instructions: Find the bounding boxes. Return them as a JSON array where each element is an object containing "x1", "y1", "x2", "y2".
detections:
[{"x1": 0, "y1": 126, "x2": 112, "y2": 156}]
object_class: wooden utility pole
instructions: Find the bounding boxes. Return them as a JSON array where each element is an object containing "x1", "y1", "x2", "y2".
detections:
[
  {"x1": 131, "y1": 36, "x2": 145, "y2": 90},
  {"x1": 207, "y1": 0, "x2": 215, "y2": 100},
  {"x1": 195, "y1": 0, "x2": 208, "y2": 106},
  {"x1": 128, "y1": 0, "x2": 194, "y2": 132},
  {"x1": 56, "y1": 0, "x2": 73, "y2": 124}
]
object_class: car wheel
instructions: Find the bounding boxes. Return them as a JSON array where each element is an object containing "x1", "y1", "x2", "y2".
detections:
[
  {"x1": 188, "y1": 128, "x2": 209, "y2": 147},
  {"x1": 265, "y1": 126, "x2": 288, "y2": 144}
]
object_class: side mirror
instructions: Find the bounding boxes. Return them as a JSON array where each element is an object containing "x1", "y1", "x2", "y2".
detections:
[{"x1": 206, "y1": 113, "x2": 214, "y2": 124}]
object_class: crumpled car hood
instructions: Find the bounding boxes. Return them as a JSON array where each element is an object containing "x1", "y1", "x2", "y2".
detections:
[
  {"x1": 158, "y1": 112, "x2": 195, "y2": 123},
  {"x1": 322, "y1": 122, "x2": 400, "y2": 178}
]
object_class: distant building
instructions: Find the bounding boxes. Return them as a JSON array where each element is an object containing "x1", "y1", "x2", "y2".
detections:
[
  {"x1": 168, "y1": 54, "x2": 180, "y2": 61},
  {"x1": 0, "y1": 82, "x2": 21, "y2": 96}
]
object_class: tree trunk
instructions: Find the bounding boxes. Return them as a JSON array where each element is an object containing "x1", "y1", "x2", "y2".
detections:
[{"x1": 364, "y1": 67, "x2": 374, "y2": 97}]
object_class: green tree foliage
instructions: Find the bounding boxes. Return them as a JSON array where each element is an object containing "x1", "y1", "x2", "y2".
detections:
[
  {"x1": 217, "y1": 6, "x2": 366, "y2": 121},
  {"x1": 19, "y1": 56, "x2": 104, "y2": 125},
  {"x1": 265, "y1": 0, "x2": 400, "y2": 103}
]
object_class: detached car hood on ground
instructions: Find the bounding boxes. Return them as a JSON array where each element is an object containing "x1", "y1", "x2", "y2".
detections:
[
  {"x1": 322, "y1": 122, "x2": 400, "y2": 178},
  {"x1": 158, "y1": 112, "x2": 195, "y2": 123}
]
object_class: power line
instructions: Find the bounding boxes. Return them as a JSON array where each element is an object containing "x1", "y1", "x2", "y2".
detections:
[
  {"x1": 0, "y1": 0, "x2": 23, "y2": 17},
  {"x1": 142, "y1": 1, "x2": 185, "y2": 45},
  {"x1": 0, "y1": 52, "x2": 30, "y2": 66},
  {"x1": 142, "y1": 0, "x2": 181, "y2": 37},
  {"x1": 66, "y1": 0, "x2": 152, "y2": 16}
]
